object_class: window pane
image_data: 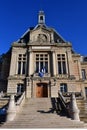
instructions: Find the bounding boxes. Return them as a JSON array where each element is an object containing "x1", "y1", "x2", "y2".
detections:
[
  {"x1": 40, "y1": 54, "x2": 43, "y2": 57},
  {"x1": 21, "y1": 84, "x2": 24, "y2": 93},
  {"x1": 60, "y1": 84, "x2": 67, "y2": 93},
  {"x1": 18, "y1": 58, "x2": 22, "y2": 60},
  {"x1": 57, "y1": 54, "x2": 60, "y2": 57},
  {"x1": 40, "y1": 62, "x2": 43, "y2": 71},
  {"x1": 23, "y1": 58, "x2": 26, "y2": 60},
  {"x1": 40, "y1": 57, "x2": 43, "y2": 60},
  {"x1": 62, "y1": 54, "x2": 65, "y2": 57},
  {"x1": 63, "y1": 61, "x2": 66, "y2": 74},
  {"x1": 23, "y1": 54, "x2": 26, "y2": 57},
  {"x1": 36, "y1": 58, "x2": 39, "y2": 60},
  {"x1": 19, "y1": 54, "x2": 22, "y2": 57},
  {"x1": 58, "y1": 62, "x2": 62, "y2": 74},
  {"x1": 36, "y1": 54, "x2": 39, "y2": 57},
  {"x1": 45, "y1": 58, "x2": 48, "y2": 60},
  {"x1": 18, "y1": 62, "x2": 21, "y2": 74},
  {"x1": 36, "y1": 62, "x2": 39, "y2": 73},
  {"x1": 40, "y1": 16, "x2": 43, "y2": 20},
  {"x1": 45, "y1": 62, "x2": 48, "y2": 73},
  {"x1": 22, "y1": 62, "x2": 26, "y2": 74}
]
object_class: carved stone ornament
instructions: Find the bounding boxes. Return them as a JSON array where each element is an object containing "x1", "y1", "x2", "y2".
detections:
[{"x1": 37, "y1": 34, "x2": 47, "y2": 43}]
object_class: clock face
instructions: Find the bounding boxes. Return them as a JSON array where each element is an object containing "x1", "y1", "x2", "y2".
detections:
[{"x1": 38, "y1": 34, "x2": 47, "y2": 43}]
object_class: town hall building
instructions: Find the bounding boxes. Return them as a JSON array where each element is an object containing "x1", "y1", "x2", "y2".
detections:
[{"x1": 0, "y1": 11, "x2": 87, "y2": 99}]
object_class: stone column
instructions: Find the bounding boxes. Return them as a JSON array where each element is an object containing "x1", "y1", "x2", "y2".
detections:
[
  {"x1": 66, "y1": 50, "x2": 74, "y2": 77},
  {"x1": 77, "y1": 59, "x2": 82, "y2": 79},
  {"x1": 28, "y1": 51, "x2": 33, "y2": 76},
  {"x1": 52, "y1": 51, "x2": 56, "y2": 76}
]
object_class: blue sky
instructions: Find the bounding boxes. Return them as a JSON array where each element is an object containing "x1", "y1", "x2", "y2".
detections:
[{"x1": 0, "y1": 0, "x2": 87, "y2": 55}]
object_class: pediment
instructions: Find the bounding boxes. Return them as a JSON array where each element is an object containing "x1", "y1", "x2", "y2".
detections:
[
  {"x1": 30, "y1": 26, "x2": 52, "y2": 43},
  {"x1": 17, "y1": 24, "x2": 66, "y2": 44}
]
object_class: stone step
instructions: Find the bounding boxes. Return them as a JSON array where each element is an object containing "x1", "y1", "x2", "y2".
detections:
[
  {"x1": 76, "y1": 99, "x2": 87, "y2": 123},
  {"x1": 1, "y1": 98, "x2": 87, "y2": 128}
]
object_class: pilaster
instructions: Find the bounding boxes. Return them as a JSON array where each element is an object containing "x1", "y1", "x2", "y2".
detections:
[
  {"x1": 52, "y1": 51, "x2": 56, "y2": 76},
  {"x1": 28, "y1": 51, "x2": 34, "y2": 76},
  {"x1": 66, "y1": 49, "x2": 74, "y2": 76},
  {"x1": 26, "y1": 78, "x2": 32, "y2": 98}
]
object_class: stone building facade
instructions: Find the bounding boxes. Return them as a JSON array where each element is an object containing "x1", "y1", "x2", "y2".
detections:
[{"x1": 0, "y1": 11, "x2": 87, "y2": 99}]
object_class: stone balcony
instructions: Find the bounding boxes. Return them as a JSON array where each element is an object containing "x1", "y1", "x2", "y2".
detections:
[
  {"x1": 34, "y1": 73, "x2": 51, "y2": 77},
  {"x1": 57, "y1": 74, "x2": 69, "y2": 79}
]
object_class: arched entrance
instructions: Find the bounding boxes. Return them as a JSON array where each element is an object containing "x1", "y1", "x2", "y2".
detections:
[{"x1": 36, "y1": 83, "x2": 48, "y2": 98}]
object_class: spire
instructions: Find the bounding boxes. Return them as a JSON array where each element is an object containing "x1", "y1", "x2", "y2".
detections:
[{"x1": 38, "y1": 10, "x2": 45, "y2": 25}]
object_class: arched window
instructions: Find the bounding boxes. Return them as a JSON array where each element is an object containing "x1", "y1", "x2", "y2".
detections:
[
  {"x1": 17, "y1": 84, "x2": 24, "y2": 95},
  {"x1": 60, "y1": 83, "x2": 67, "y2": 93}
]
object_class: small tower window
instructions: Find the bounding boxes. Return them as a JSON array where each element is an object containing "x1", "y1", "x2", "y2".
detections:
[
  {"x1": 38, "y1": 11, "x2": 45, "y2": 24},
  {"x1": 40, "y1": 16, "x2": 43, "y2": 20}
]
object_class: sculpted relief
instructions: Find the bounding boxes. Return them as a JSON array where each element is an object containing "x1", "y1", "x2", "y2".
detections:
[{"x1": 37, "y1": 34, "x2": 47, "y2": 43}]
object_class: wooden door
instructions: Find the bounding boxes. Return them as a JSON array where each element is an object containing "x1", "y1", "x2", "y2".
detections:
[
  {"x1": 36, "y1": 84, "x2": 43, "y2": 97},
  {"x1": 36, "y1": 83, "x2": 48, "y2": 98}
]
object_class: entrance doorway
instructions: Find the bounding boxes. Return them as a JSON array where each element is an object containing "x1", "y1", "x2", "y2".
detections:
[{"x1": 36, "y1": 83, "x2": 48, "y2": 98}]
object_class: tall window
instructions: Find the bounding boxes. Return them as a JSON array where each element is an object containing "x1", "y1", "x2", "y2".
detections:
[
  {"x1": 35, "y1": 53, "x2": 49, "y2": 73},
  {"x1": 17, "y1": 54, "x2": 26, "y2": 75},
  {"x1": 57, "y1": 54, "x2": 67, "y2": 74},
  {"x1": 82, "y1": 69, "x2": 86, "y2": 80}
]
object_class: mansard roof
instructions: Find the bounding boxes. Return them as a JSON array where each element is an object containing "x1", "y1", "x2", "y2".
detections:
[
  {"x1": 17, "y1": 24, "x2": 66, "y2": 44},
  {"x1": 17, "y1": 11, "x2": 67, "y2": 44}
]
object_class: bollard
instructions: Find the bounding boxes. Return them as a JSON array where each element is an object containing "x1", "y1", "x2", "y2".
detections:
[
  {"x1": 70, "y1": 93, "x2": 80, "y2": 121},
  {"x1": 6, "y1": 95, "x2": 16, "y2": 122}
]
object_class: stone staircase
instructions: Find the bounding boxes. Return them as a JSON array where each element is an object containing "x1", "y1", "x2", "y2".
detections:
[
  {"x1": 77, "y1": 99, "x2": 87, "y2": 123},
  {"x1": 1, "y1": 98, "x2": 87, "y2": 128}
]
